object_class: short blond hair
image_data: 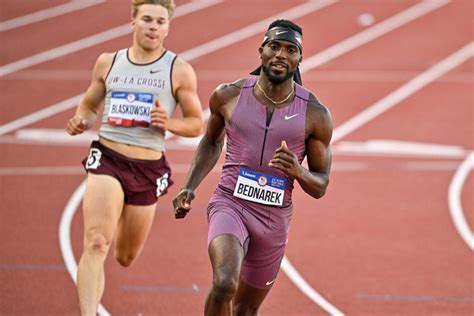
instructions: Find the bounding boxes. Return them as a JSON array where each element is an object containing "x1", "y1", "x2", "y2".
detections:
[{"x1": 131, "y1": 0, "x2": 175, "y2": 19}]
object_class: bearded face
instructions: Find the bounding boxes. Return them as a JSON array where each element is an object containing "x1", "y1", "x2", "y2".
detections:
[{"x1": 260, "y1": 40, "x2": 301, "y2": 84}]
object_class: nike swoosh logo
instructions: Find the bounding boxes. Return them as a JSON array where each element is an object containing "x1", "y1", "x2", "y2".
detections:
[
  {"x1": 284, "y1": 113, "x2": 300, "y2": 120},
  {"x1": 275, "y1": 31, "x2": 287, "y2": 35},
  {"x1": 266, "y1": 279, "x2": 276, "y2": 286},
  {"x1": 149, "y1": 69, "x2": 162, "y2": 74}
]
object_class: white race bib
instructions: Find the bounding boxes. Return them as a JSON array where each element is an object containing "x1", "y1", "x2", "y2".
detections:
[
  {"x1": 108, "y1": 91, "x2": 154, "y2": 127},
  {"x1": 233, "y1": 169, "x2": 286, "y2": 206}
]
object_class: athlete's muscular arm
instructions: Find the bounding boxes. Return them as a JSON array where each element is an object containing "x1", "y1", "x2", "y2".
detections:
[
  {"x1": 269, "y1": 95, "x2": 333, "y2": 199},
  {"x1": 172, "y1": 82, "x2": 242, "y2": 219},
  {"x1": 66, "y1": 53, "x2": 113, "y2": 135},
  {"x1": 153, "y1": 58, "x2": 203, "y2": 137}
]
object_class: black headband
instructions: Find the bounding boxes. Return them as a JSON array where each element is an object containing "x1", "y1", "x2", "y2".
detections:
[
  {"x1": 260, "y1": 26, "x2": 303, "y2": 52},
  {"x1": 250, "y1": 26, "x2": 303, "y2": 85}
]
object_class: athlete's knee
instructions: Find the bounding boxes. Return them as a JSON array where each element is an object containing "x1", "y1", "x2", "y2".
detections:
[
  {"x1": 211, "y1": 271, "x2": 239, "y2": 303},
  {"x1": 114, "y1": 249, "x2": 137, "y2": 267},
  {"x1": 84, "y1": 232, "x2": 111, "y2": 257}
]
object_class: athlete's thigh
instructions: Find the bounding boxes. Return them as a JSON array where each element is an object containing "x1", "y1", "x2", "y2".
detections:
[
  {"x1": 115, "y1": 203, "x2": 157, "y2": 251},
  {"x1": 208, "y1": 234, "x2": 244, "y2": 275},
  {"x1": 234, "y1": 278, "x2": 271, "y2": 311},
  {"x1": 82, "y1": 173, "x2": 124, "y2": 239}
]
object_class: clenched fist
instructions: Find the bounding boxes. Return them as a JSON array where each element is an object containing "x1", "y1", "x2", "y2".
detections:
[{"x1": 66, "y1": 116, "x2": 88, "y2": 135}]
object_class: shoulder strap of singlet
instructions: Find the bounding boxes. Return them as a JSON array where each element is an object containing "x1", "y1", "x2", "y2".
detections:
[
  {"x1": 234, "y1": 78, "x2": 256, "y2": 103},
  {"x1": 294, "y1": 82, "x2": 311, "y2": 102},
  {"x1": 104, "y1": 50, "x2": 123, "y2": 81},
  {"x1": 242, "y1": 77, "x2": 257, "y2": 89},
  {"x1": 117, "y1": 48, "x2": 127, "y2": 58},
  {"x1": 165, "y1": 50, "x2": 177, "y2": 59}
]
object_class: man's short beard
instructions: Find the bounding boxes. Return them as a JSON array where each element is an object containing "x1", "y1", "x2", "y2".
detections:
[{"x1": 262, "y1": 65, "x2": 295, "y2": 84}]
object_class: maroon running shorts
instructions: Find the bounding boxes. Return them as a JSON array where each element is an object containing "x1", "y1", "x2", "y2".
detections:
[{"x1": 82, "y1": 140, "x2": 173, "y2": 206}]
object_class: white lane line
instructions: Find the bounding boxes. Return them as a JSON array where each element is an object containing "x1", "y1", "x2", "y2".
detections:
[
  {"x1": 0, "y1": 166, "x2": 83, "y2": 175},
  {"x1": 15, "y1": 128, "x2": 98, "y2": 143},
  {"x1": 332, "y1": 41, "x2": 474, "y2": 143},
  {"x1": 448, "y1": 152, "x2": 474, "y2": 250},
  {"x1": 282, "y1": 258, "x2": 344, "y2": 316},
  {"x1": 334, "y1": 140, "x2": 469, "y2": 158},
  {"x1": 402, "y1": 161, "x2": 461, "y2": 171},
  {"x1": 0, "y1": 0, "x2": 334, "y2": 136},
  {"x1": 0, "y1": 95, "x2": 83, "y2": 136},
  {"x1": 300, "y1": 0, "x2": 450, "y2": 73},
  {"x1": 58, "y1": 181, "x2": 92, "y2": 312},
  {"x1": 9, "y1": 110, "x2": 210, "y2": 144},
  {"x1": 0, "y1": 162, "x2": 370, "y2": 176},
  {"x1": 0, "y1": 0, "x2": 105, "y2": 32},
  {"x1": 6, "y1": 110, "x2": 210, "y2": 145},
  {"x1": 0, "y1": 0, "x2": 223, "y2": 77},
  {"x1": 8, "y1": 127, "x2": 187, "y2": 145},
  {"x1": 0, "y1": 164, "x2": 220, "y2": 176}
]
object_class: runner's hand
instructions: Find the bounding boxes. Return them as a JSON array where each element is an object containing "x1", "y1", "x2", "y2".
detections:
[
  {"x1": 269, "y1": 140, "x2": 302, "y2": 178},
  {"x1": 173, "y1": 189, "x2": 195, "y2": 219},
  {"x1": 151, "y1": 100, "x2": 168, "y2": 131},
  {"x1": 66, "y1": 116, "x2": 88, "y2": 135}
]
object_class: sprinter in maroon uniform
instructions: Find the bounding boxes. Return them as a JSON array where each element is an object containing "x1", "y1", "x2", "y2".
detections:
[
  {"x1": 66, "y1": 1, "x2": 203, "y2": 315},
  {"x1": 173, "y1": 19, "x2": 333, "y2": 315}
]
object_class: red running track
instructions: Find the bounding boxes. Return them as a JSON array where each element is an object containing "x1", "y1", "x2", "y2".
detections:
[{"x1": 1, "y1": 0, "x2": 472, "y2": 315}]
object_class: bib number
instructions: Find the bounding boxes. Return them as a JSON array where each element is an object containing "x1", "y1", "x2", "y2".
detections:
[
  {"x1": 156, "y1": 173, "x2": 169, "y2": 197},
  {"x1": 233, "y1": 169, "x2": 286, "y2": 206},
  {"x1": 108, "y1": 91, "x2": 154, "y2": 127},
  {"x1": 85, "y1": 148, "x2": 102, "y2": 170}
]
